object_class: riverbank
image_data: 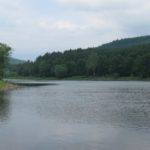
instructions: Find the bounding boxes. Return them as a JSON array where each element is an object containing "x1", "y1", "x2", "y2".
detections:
[
  {"x1": 0, "y1": 80, "x2": 18, "y2": 92},
  {"x1": 5, "y1": 76, "x2": 150, "y2": 81}
]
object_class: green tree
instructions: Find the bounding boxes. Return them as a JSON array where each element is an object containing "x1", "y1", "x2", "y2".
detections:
[
  {"x1": 10, "y1": 39, "x2": 150, "y2": 79},
  {"x1": 97, "y1": 55, "x2": 109, "y2": 76},
  {"x1": 86, "y1": 53, "x2": 98, "y2": 76},
  {"x1": 54, "y1": 64, "x2": 68, "y2": 78},
  {"x1": 133, "y1": 54, "x2": 150, "y2": 77},
  {"x1": 0, "y1": 43, "x2": 11, "y2": 79},
  {"x1": 76, "y1": 59, "x2": 86, "y2": 75},
  {"x1": 66, "y1": 61, "x2": 77, "y2": 76}
]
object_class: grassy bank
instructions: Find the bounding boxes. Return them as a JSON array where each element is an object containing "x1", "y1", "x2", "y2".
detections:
[
  {"x1": 0, "y1": 80, "x2": 7, "y2": 88},
  {"x1": 0, "y1": 80, "x2": 18, "y2": 92}
]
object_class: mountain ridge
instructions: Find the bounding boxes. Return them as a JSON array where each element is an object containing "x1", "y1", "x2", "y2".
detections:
[
  {"x1": 100, "y1": 35, "x2": 150, "y2": 49},
  {"x1": 8, "y1": 57, "x2": 25, "y2": 65}
]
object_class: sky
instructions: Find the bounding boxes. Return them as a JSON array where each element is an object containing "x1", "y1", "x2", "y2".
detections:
[{"x1": 0, "y1": 0, "x2": 150, "y2": 60}]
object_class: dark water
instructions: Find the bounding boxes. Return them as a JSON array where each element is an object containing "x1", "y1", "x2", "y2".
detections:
[{"x1": 0, "y1": 80, "x2": 150, "y2": 150}]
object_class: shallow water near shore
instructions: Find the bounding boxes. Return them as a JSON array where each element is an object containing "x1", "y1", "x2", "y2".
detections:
[{"x1": 0, "y1": 80, "x2": 150, "y2": 150}]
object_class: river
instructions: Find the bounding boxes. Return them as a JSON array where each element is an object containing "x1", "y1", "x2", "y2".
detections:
[{"x1": 0, "y1": 80, "x2": 150, "y2": 150}]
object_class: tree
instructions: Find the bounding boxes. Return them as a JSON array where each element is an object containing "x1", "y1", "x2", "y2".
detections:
[
  {"x1": 97, "y1": 55, "x2": 109, "y2": 76},
  {"x1": 10, "y1": 40, "x2": 150, "y2": 79},
  {"x1": 86, "y1": 53, "x2": 98, "y2": 76},
  {"x1": 66, "y1": 61, "x2": 77, "y2": 76},
  {"x1": 133, "y1": 54, "x2": 150, "y2": 77},
  {"x1": 54, "y1": 64, "x2": 68, "y2": 78},
  {"x1": 0, "y1": 43, "x2": 11, "y2": 79},
  {"x1": 76, "y1": 59, "x2": 86, "y2": 75}
]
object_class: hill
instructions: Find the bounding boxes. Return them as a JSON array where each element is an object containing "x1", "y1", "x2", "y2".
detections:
[
  {"x1": 9, "y1": 35, "x2": 150, "y2": 79},
  {"x1": 8, "y1": 57, "x2": 25, "y2": 65},
  {"x1": 101, "y1": 35, "x2": 150, "y2": 48}
]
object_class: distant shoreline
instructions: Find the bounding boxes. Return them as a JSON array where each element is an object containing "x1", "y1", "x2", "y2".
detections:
[
  {"x1": 5, "y1": 76, "x2": 150, "y2": 81},
  {"x1": 1, "y1": 77, "x2": 150, "y2": 92}
]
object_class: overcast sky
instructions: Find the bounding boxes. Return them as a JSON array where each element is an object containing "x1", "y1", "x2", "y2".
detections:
[{"x1": 0, "y1": 0, "x2": 150, "y2": 60}]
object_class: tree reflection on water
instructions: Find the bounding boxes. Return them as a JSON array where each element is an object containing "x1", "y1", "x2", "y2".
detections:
[{"x1": 0, "y1": 92, "x2": 10, "y2": 122}]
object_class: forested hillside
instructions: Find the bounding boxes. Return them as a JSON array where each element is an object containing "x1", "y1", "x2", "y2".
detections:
[
  {"x1": 10, "y1": 36, "x2": 150, "y2": 79},
  {"x1": 101, "y1": 35, "x2": 150, "y2": 48}
]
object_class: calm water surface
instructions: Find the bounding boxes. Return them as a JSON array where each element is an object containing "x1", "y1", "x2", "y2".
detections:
[{"x1": 0, "y1": 80, "x2": 150, "y2": 150}]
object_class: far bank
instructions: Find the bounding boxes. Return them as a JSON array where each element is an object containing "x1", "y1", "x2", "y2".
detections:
[{"x1": 5, "y1": 76, "x2": 150, "y2": 81}]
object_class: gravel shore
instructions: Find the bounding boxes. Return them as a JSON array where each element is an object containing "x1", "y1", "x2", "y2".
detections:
[{"x1": 0, "y1": 82, "x2": 19, "y2": 92}]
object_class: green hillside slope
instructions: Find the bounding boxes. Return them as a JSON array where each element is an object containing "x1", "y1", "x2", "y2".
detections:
[{"x1": 101, "y1": 35, "x2": 150, "y2": 48}]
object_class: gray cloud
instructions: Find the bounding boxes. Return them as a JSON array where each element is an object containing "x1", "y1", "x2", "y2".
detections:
[
  {"x1": 0, "y1": 0, "x2": 150, "y2": 60},
  {"x1": 57, "y1": 0, "x2": 144, "y2": 11}
]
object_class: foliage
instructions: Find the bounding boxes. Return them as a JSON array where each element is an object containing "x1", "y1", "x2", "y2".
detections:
[
  {"x1": 86, "y1": 53, "x2": 98, "y2": 76},
  {"x1": 54, "y1": 64, "x2": 68, "y2": 78},
  {"x1": 8, "y1": 36, "x2": 150, "y2": 79},
  {"x1": 101, "y1": 35, "x2": 150, "y2": 48},
  {"x1": 0, "y1": 43, "x2": 11, "y2": 79}
]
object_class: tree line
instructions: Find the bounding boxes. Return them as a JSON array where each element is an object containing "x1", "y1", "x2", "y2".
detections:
[
  {"x1": 0, "y1": 43, "x2": 11, "y2": 80},
  {"x1": 9, "y1": 43, "x2": 150, "y2": 79}
]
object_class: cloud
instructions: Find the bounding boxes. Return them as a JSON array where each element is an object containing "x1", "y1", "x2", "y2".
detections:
[
  {"x1": 57, "y1": 0, "x2": 144, "y2": 10},
  {"x1": 53, "y1": 21, "x2": 77, "y2": 30},
  {"x1": 0, "y1": 0, "x2": 150, "y2": 59}
]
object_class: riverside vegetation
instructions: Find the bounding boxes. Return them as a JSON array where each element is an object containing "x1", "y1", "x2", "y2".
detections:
[
  {"x1": 0, "y1": 43, "x2": 12, "y2": 91},
  {"x1": 7, "y1": 35, "x2": 150, "y2": 80}
]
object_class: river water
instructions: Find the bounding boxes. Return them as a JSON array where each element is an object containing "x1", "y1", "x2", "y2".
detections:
[{"x1": 0, "y1": 80, "x2": 150, "y2": 150}]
